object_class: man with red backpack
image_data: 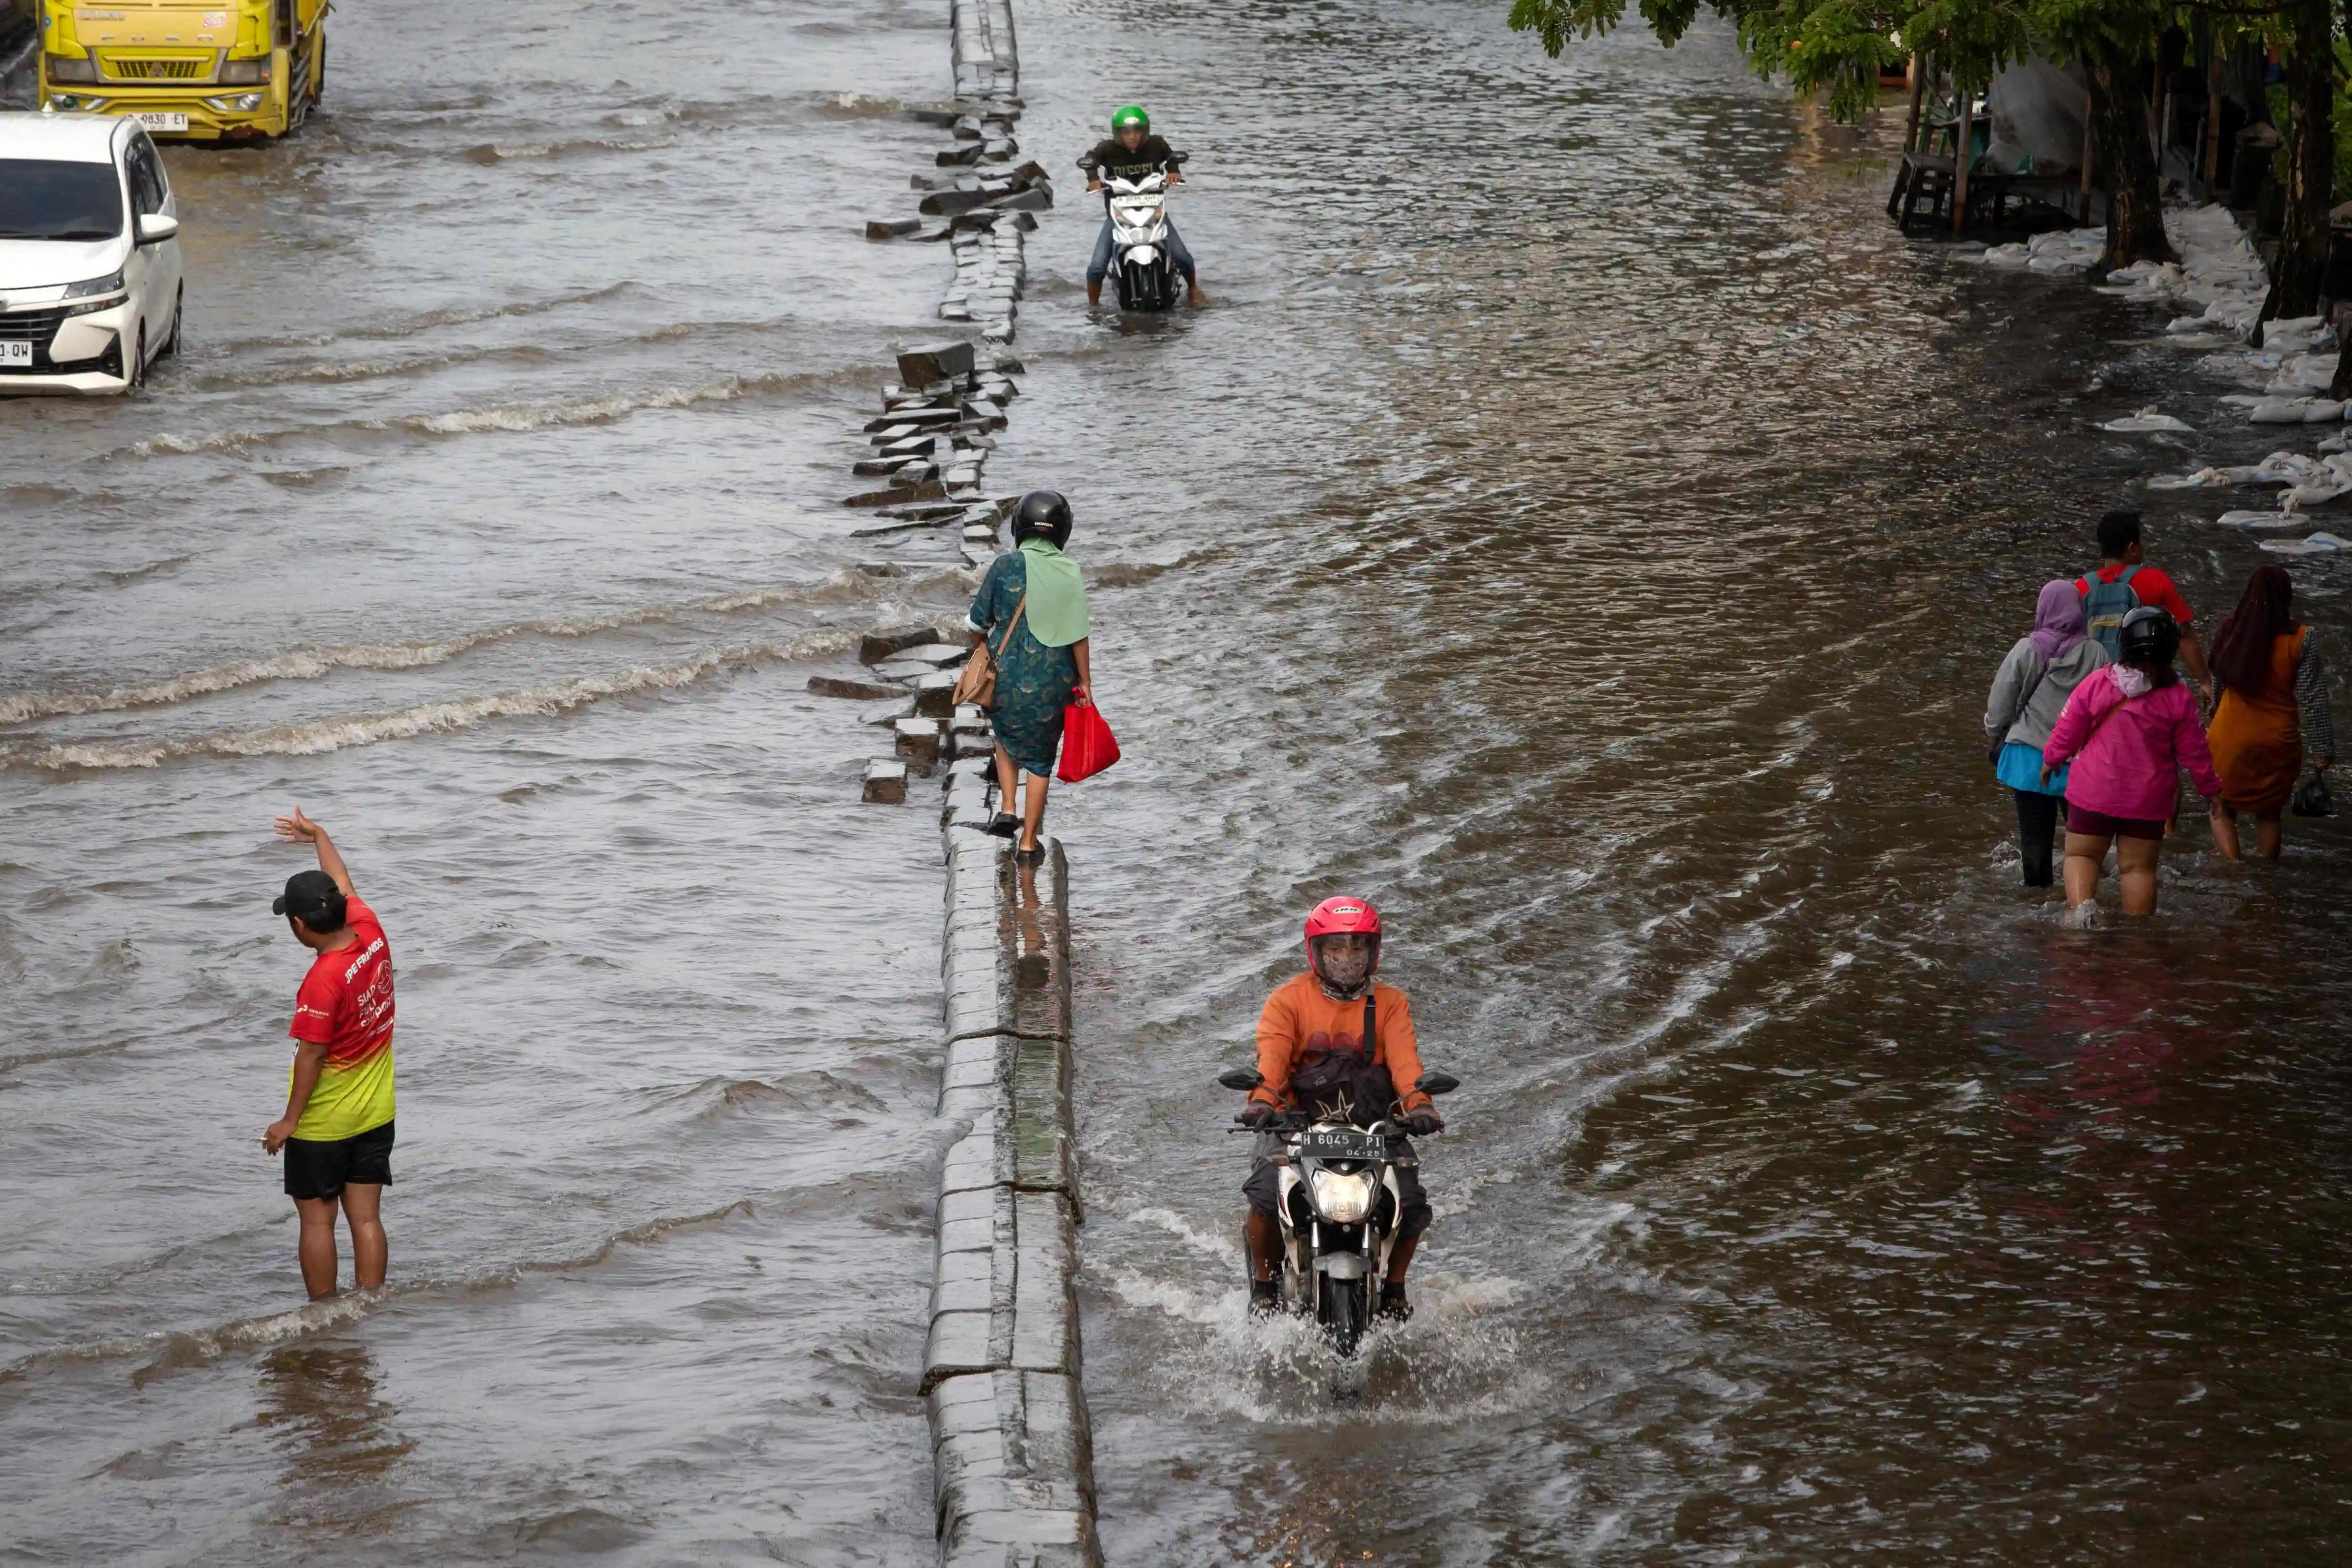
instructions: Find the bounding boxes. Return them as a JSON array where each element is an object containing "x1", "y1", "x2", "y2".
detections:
[{"x1": 1237, "y1": 897, "x2": 1442, "y2": 1321}]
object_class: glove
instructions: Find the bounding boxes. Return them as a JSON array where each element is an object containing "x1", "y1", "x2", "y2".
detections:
[
  {"x1": 1403, "y1": 1108, "x2": 1443, "y2": 1138},
  {"x1": 1236, "y1": 1102, "x2": 1276, "y2": 1129}
]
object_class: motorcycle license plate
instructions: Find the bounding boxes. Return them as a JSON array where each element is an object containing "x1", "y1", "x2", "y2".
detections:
[
  {"x1": 131, "y1": 113, "x2": 190, "y2": 133},
  {"x1": 1297, "y1": 1128, "x2": 1383, "y2": 1162},
  {"x1": 0, "y1": 343, "x2": 30, "y2": 368}
]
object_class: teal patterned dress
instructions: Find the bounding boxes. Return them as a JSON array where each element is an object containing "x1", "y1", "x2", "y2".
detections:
[{"x1": 967, "y1": 551, "x2": 1079, "y2": 775}]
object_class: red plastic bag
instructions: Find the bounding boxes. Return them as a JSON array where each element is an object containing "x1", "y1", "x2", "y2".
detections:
[{"x1": 1057, "y1": 699, "x2": 1121, "y2": 782}]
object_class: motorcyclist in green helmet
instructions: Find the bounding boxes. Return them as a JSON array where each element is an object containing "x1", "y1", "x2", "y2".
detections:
[{"x1": 1078, "y1": 105, "x2": 1207, "y2": 308}]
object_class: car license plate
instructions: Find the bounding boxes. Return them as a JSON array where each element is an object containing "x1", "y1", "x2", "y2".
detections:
[
  {"x1": 0, "y1": 342, "x2": 30, "y2": 368},
  {"x1": 131, "y1": 112, "x2": 189, "y2": 133}
]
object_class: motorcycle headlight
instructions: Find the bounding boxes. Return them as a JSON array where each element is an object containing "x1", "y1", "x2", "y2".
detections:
[
  {"x1": 62, "y1": 272, "x2": 126, "y2": 300},
  {"x1": 1308, "y1": 1168, "x2": 1374, "y2": 1224},
  {"x1": 218, "y1": 58, "x2": 272, "y2": 85},
  {"x1": 46, "y1": 55, "x2": 99, "y2": 85}
]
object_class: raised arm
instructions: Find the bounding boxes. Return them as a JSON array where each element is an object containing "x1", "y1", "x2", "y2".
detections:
[{"x1": 275, "y1": 807, "x2": 354, "y2": 896}]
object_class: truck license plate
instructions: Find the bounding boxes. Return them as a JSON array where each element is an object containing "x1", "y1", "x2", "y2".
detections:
[
  {"x1": 130, "y1": 112, "x2": 189, "y2": 132},
  {"x1": 0, "y1": 343, "x2": 31, "y2": 368}
]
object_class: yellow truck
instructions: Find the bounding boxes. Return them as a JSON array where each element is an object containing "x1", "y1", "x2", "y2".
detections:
[{"x1": 37, "y1": 0, "x2": 326, "y2": 142}]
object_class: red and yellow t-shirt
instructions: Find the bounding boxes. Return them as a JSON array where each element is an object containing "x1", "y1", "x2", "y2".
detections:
[{"x1": 287, "y1": 896, "x2": 395, "y2": 1141}]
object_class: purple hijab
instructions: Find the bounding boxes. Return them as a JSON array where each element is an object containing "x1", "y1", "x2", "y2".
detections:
[{"x1": 2028, "y1": 578, "x2": 2086, "y2": 662}]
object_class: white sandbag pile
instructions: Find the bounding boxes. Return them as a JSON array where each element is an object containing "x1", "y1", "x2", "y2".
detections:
[
  {"x1": 2098, "y1": 407, "x2": 2193, "y2": 433},
  {"x1": 2262, "y1": 532, "x2": 2352, "y2": 555}
]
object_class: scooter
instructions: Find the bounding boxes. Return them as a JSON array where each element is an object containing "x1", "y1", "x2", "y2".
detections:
[
  {"x1": 1219, "y1": 1065, "x2": 1460, "y2": 1357},
  {"x1": 1099, "y1": 166, "x2": 1183, "y2": 312}
]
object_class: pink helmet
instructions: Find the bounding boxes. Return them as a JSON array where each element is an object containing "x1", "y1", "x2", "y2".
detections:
[{"x1": 1303, "y1": 896, "x2": 1382, "y2": 983}]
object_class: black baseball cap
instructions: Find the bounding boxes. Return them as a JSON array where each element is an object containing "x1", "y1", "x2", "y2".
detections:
[{"x1": 274, "y1": 870, "x2": 347, "y2": 930}]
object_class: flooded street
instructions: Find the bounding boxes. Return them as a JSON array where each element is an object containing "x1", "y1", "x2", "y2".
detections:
[{"x1": 9, "y1": 0, "x2": 2352, "y2": 1561}]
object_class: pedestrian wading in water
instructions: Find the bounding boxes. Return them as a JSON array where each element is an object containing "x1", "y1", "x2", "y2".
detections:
[
  {"x1": 2041, "y1": 608, "x2": 2222, "y2": 920},
  {"x1": 2076, "y1": 510, "x2": 2212, "y2": 700},
  {"x1": 263, "y1": 808, "x2": 396, "y2": 1299},
  {"x1": 968, "y1": 489, "x2": 1093, "y2": 866},
  {"x1": 1985, "y1": 579, "x2": 2111, "y2": 888},
  {"x1": 2204, "y1": 563, "x2": 2336, "y2": 860}
]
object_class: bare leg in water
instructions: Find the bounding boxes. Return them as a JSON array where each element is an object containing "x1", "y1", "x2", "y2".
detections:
[
  {"x1": 2061, "y1": 830, "x2": 2112, "y2": 910},
  {"x1": 342, "y1": 1182, "x2": 386, "y2": 1289},
  {"x1": 2114, "y1": 836, "x2": 2162, "y2": 913},
  {"x1": 294, "y1": 1195, "x2": 340, "y2": 1299}
]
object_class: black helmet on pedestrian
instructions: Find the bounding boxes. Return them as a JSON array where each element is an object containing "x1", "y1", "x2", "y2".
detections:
[
  {"x1": 2118, "y1": 605, "x2": 2180, "y2": 668},
  {"x1": 1011, "y1": 489, "x2": 1073, "y2": 548}
]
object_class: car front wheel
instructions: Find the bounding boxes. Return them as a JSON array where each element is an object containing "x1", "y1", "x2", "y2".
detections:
[
  {"x1": 159, "y1": 285, "x2": 183, "y2": 359},
  {"x1": 129, "y1": 325, "x2": 147, "y2": 392}
]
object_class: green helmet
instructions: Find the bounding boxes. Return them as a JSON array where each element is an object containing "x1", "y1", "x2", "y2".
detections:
[{"x1": 1111, "y1": 105, "x2": 1149, "y2": 135}]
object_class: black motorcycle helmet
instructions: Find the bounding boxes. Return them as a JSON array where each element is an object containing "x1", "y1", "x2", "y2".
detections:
[
  {"x1": 2118, "y1": 605, "x2": 2181, "y2": 668},
  {"x1": 1010, "y1": 489, "x2": 1073, "y2": 549}
]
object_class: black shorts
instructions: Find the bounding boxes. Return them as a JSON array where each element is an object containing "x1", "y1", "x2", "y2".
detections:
[
  {"x1": 1244, "y1": 1137, "x2": 1432, "y2": 1240},
  {"x1": 284, "y1": 1119, "x2": 394, "y2": 1201}
]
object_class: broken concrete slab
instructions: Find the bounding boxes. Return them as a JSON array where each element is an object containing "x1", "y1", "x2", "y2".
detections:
[
  {"x1": 810, "y1": 675, "x2": 905, "y2": 701},
  {"x1": 862, "y1": 759, "x2": 909, "y2": 804},
  {"x1": 897, "y1": 341, "x2": 978, "y2": 388},
  {"x1": 844, "y1": 480, "x2": 950, "y2": 509},
  {"x1": 896, "y1": 717, "x2": 944, "y2": 771},
  {"x1": 866, "y1": 216, "x2": 922, "y2": 240},
  {"x1": 914, "y1": 669, "x2": 964, "y2": 718},
  {"x1": 866, "y1": 407, "x2": 963, "y2": 431},
  {"x1": 861, "y1": 626, "x2": 940, "y2": 664}
]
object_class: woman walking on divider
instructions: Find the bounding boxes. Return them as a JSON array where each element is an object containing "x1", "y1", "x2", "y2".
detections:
[
  {"x1": 2041, "y1": 607, "x2": 2222, "y2": 920},
  {"x1": 1985, "y1": 579, "x2": 2112, "y2": 888},
  {"x1": 2204, "y1": 563, "x2": 2335, "y2": 860},
  {"x1": 967, "y1": 490, "x2": 1093, "y2": 866}
]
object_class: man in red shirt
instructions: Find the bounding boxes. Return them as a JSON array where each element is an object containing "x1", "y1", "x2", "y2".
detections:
[
  {"x1": 2078, "y1": 510, "x2": 2213, "y2": 700},
  {"x1": 261, "y1": 808, "x2": 396, "y2": 1299},
  {"x1": 1236, "y1": 898, "x2": 1443, "y2": 1321}
]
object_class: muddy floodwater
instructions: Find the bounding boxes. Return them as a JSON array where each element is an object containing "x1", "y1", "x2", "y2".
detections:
[{"x1": 10, "y1": 0, "x2": 2352, "y2": 1562}]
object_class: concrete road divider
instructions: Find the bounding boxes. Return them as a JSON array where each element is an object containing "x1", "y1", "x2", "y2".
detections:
[{"x1": 927, "y1": 829, "x2": 1099, "y2": 1566}]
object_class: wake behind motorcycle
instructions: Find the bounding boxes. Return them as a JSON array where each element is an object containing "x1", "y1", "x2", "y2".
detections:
[{"x1": 1220, "y1": 1065, "x2": 1460, "y2": 1358}]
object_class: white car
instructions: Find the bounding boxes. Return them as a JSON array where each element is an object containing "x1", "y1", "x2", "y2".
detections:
[{"x1": 0, "y1": 113, "x2": 184, "y2": 394}]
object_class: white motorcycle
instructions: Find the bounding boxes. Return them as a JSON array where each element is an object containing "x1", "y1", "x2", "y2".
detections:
[
  {"x1": 1098, "y1": 166, "x2": 1183, "y2": 312},
  {"x1": 1220, "y1": 1064, "x2": 1459, "y2": 1358}
]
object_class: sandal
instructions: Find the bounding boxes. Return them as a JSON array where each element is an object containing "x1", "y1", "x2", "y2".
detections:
[
  {"x1": 986, "y1": 812, "x2": 1018, "y2": 838},
  {"x1": 1013, "y1": 844, "x2": 1045, "y2": 867}
]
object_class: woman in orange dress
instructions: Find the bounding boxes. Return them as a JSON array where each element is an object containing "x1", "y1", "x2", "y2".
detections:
[{"x1": 2204, "y1": 564, "x2": 2334, "y2": 860}]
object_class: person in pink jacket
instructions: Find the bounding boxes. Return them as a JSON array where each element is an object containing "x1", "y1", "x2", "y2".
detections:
[{"x1": 2041, "y1": 607, "x2": 2222, "y2": 918}]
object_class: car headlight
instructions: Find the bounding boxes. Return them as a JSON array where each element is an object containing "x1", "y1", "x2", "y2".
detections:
[
  {"x1": 46, "y1": 55, "x2": 98, "y2": 84},
  {"x1": 203, "y1": 92, "x2": 265, "y2": 111},
  {"x1": 218, "y1": 57, "x2": 271, "y2": 85},
  {"x1": 62, "y1": 272, "x2": 125, "y2": 300},
  {"x1": 1308, "y1": 1168, "x2": 1373, "y2": 1224}
]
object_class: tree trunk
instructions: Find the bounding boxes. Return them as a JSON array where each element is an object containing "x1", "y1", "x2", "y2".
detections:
[
  {"x1": 2084, "y1": 40, "x2": 2175, "y2": 269},
  {"x1": 2268, "y1": 0, "x2": 2334, "y2": 326}
]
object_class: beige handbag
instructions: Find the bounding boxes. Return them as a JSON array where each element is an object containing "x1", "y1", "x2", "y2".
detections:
[{"x1": 952, "y1": 594, "x2": 1025, "y2": 710}]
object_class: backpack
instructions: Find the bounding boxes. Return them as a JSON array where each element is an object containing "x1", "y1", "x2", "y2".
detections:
[
  {"x1": 1286, "y1": 992, "x2": 1399, "y2": 1129},
  {"x1": 2082, "y1": 565, "x2": 2142, "y2": 661}
]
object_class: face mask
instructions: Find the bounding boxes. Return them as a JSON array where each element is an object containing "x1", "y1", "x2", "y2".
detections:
[{"x1": 1315, "y1": 939, "x2": 1371, "y2": 992}]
